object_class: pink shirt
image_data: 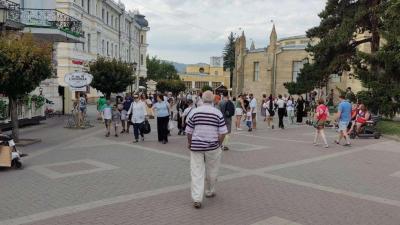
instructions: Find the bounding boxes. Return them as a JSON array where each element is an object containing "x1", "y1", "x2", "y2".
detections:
[{"x1": 316, "y1": 105, "x2": 328, "y2": 121}]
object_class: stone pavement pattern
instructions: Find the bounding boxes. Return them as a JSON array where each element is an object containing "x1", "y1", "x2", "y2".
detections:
[{"x1": 0, "y1": 110, "x2": 399, "y2": 225}]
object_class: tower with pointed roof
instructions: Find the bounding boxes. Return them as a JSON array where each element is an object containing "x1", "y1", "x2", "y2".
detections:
[
  {"x1": 267, "y1": 24, "x2": 278, "y2": 95},
  {"x1": 231, "y1": 23, "x2": 313, "y2": 98},
  {"x1": 233, "y1": 31, "x2": 247, "y2": 95},
  {"x1": 250, "y1": 41, "x2": 255, "y2": 51}
]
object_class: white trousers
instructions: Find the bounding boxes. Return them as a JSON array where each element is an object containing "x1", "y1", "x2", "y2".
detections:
[{"x1": 190, "y1": 148, "x2": 222, "y2": 202}]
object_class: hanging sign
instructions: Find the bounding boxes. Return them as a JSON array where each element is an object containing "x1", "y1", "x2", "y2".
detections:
[{"x1": 64, "y1": 72, "x2": 93, "y2": 88}]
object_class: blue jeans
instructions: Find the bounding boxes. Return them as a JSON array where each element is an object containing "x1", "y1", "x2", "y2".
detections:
[
  {"x1": 133, "y1": 123, "x2": 144, "y2": 140},
  {"x1": 246, "y1": 121, "x2": 252, "y2": 128}
]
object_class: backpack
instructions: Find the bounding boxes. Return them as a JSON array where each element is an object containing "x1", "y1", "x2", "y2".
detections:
[{"x1": 224, "y1": 100, "x2": 235, "y2": 117}]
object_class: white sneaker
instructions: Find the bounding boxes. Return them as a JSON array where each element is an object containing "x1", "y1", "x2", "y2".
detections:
[{"x1": 237, "y1": 128, "x2": 243, "y2": 131}]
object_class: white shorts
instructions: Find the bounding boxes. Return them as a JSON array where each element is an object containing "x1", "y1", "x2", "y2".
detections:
[
  {"x1": 235, "y1": 108, "x2": 243, "y2": 116},
  {"x1": 121, "y1": 110, "x2": 128, "y2": 120}
]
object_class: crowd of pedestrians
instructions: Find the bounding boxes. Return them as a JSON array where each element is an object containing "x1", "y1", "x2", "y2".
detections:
[{"x1": 91, "y1": 86, "x2": 374, "y2": 209}]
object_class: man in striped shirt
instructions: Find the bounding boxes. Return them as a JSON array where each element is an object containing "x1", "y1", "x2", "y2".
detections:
[{"x1": 185, "y1": 91, "x2": 228, "y2": 209}]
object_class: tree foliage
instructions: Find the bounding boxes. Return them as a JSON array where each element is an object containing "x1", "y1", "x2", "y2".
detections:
[
  {"x1": 0, "y1": 34, "x2": 52, "y2": 98},
  {"x1": 156, "y1": 79, "x2": 186, "y2": 95},
  {"x1": 286, "y1": 0, "x2": 400, "y2": 117},
  {"x1": 223, "y1": 32, "x2": 235, "y2": 88},
  {"x1": 0, "y1": 33, "x2": 53, "y2": 140},
  {"x1": 201, "y1": 84, "x2": 213, "y2": 92},
  {"x1": 89, "y1": 57, "x2": 134, "y2": 99},
  {"x1": 146, "y1": 56, "x2": 180, "y2": 81}
]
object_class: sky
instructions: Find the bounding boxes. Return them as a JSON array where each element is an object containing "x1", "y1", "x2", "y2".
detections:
[{"x1": 121, "y1": 0, "x2": 326, "y2": 64}]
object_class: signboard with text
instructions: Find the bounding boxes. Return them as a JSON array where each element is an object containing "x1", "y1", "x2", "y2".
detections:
[{"x1": 64, "y1": 72, "x2": 93, "y2": 89}]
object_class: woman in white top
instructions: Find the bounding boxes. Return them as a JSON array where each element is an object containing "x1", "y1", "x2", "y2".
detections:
[
  {"x1": 263, "y1": 95, "x2": 275, "y2": 129},
  {"x1": 286, "y1": 96, "x2": 295, "y2": 124},
  {"x1": 127, "y1": 95, "x2": 148, "y2": 143}
]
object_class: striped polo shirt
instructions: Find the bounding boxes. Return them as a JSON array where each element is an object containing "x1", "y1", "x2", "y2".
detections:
[{"x1": 185, "y1": 104, "x2": 228, "y2": 151}]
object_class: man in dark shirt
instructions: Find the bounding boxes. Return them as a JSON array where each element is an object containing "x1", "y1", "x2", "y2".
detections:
[{"x1": 121, "y1": 95, "x2": 133, "y2": 133}]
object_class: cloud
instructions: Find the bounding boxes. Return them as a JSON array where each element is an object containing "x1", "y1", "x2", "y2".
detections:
[{"x1": 122, "y1": 0, "x2": 326, "y2": 64}]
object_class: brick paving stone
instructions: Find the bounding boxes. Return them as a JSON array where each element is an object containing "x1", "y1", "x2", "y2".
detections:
[
  {"x1": 23, "y1": 175, "x2": 400, "y2": 225},
  {"x1": 1, "y1": 111, "x2": 398, "y2": 225},
  {"x1": 270, "y1": 148, "x2": 400, "y2": 201}
]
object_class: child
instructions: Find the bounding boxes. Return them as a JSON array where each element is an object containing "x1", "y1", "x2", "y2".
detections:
[
  {"x1": 246, "y1": 107, "x2": 252, "y2": 132},
  {"x1": 112, "y1": 105, "x2": 121, "y2": 137},
  {"x1": 102, "y1": 100, "x2": 112, "y2": 137}
]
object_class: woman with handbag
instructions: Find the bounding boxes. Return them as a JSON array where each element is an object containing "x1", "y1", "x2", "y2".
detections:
[
  {"x1": 313, "y1": 98, "x2": 329, "y2": 148},
  {"x1": 153, "y1": 94, "x2": 170, "y2": 144},
  {"x1": 127, "y1": 95, "x2": 148, "y2": 143},
  {"x1": 263, "y1": 95, "x2": 275, "y2": 129}
]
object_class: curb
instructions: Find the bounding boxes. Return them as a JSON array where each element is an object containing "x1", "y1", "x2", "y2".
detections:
[
  {"x1": 383, "y1": 135, "x2": 400, "y2": 142},
  {"x1": 16, "y1": 138, "x2": 42, "y2": 147}
]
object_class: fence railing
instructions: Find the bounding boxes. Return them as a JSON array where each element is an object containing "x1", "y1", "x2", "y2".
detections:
[
  {"x1": 0, "y1": 0, "x2": 21, "y2": 24},
  {"x1": 20, "y1": 8, "x2": 83, "y2": 37}
]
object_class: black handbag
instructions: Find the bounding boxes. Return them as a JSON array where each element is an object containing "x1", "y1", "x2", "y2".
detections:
[{"x1": 141, "y1": 120, "x2": 151, "y2": 134}]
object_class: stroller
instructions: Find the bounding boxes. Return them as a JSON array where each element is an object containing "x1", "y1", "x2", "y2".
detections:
[
  {"x1": 349, "y1": 115, "x2": 381, "y2": 139},
  {"x1": 0, "y1": 134, "x2": 27, "y2": 169}
]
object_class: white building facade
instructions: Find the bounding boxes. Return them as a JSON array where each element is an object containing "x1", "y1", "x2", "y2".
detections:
[{"x1": 17, "y1": 0, "x2": 149, "y2": 113}]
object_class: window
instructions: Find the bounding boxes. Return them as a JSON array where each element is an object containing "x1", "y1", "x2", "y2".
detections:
[
  {"x1": 253, "y1": 62, "x2": 260, "y2": 81},
  {"x1": 214, "y1": 70, "x2": 219, "y2": 76},
  {"x1": 126, "y1": 49, "x2": 129, "y2": 61},
  {"x1": 87, "y1": 33, "x2": 91, "y2": 53},
  {"x1": 111, "y1": 15, "x2": 114, "y2": 27},
  {"x1": 81, "y1": 0, "x2": 84, "y2": 8},
  {"x1": 115, "y1": 18, "x2": 118, "y2": 28},
  {"x1": 106, "y1": 11, "x2": 109, "y2": 24},
  {"x1": 195, "y1": 82, "x2": 209, "y2": 89},
  {"x1": 87, "y1": 0, "x2": 90, "y2": 14},
  {"x1": 140, "y1": 35, "x2": 144, "y2": 44},
  {"x1": 140, "y1": 54, "x2": 144, "y2": 65},
  {"x1": 292, "y1": 61, "x2": 305, "y2": 82},
  {"x1": 102, "y1": 40, "x2": 104, "y2": 54},
  {"x1": 184, "y1": 81, "x2": 192, "y2": 90},
  {"x1": 106, "y1": 41, "x2": 109, "y2": 56},
  {"x1": 101, "y1": 8, "x2": 104, "y2": 21},
  {"x1": 115, "y1": 44, "x2": 118, "y2": 57},
  {"x1": 212, "y1": 82, "x2": 222, "y2": 88},
  {"x1": 82, "y1": 32, "x2": 85, "y2": 51}
]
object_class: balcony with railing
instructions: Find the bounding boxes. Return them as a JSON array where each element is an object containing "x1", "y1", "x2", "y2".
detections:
[
  {"x1": 0, "y1": 0, "x2": 24, "y2": 30},
  {"x1": 20, "y1": 8, "x2": 84, "y2": 43}
]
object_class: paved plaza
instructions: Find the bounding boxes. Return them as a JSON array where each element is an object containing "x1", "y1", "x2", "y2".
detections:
[{"x1": 1, "y1": 110, "x2": 400, "y2": 225}]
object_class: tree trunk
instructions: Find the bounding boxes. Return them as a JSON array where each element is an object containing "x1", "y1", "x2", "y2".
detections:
[
  {"x1": 369, "y1": 0, "x2": 381, "y2": 79},
  {"x1": 9, "y1": 97, "x2": 19, "y2": 142},
  {"x1": 229, "y1": 69, "x2": 233, "y2": 89}
]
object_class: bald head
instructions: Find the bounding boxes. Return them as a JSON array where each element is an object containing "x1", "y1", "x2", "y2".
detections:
[{"x1": 202, "y1": 91, "x2": 214, "y2": 104}]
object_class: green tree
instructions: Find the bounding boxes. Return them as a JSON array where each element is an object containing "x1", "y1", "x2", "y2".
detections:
[
  {"x1": 201, "y1": 85, "x2": 213, "y2": 92},
  {"x1": 156, "y1": 80, "x2": 186, "y2": 95},
  {"x1": 287, "y1": 0, "x2": 399, "y2": 117},
  {"x1": 0, "y1": 34, "x2": 53, "y2": 141},
  {"x1": 89, "y1": 57, "x2": 134, "y2": 99},
  {"x1": 223, "y1": 32, "x2": 235, "y2": 88},
  {"x1": 146, "y1": 56, "x2": 180, "y2": 81}
]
